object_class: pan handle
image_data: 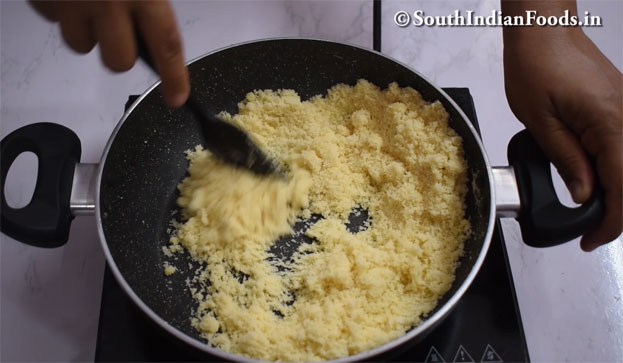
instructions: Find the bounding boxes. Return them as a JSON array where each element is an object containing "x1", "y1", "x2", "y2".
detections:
[
  {"x1": 506, "y1": 129, "x2": 604, "y2": 247},
  {"x1": 1, "y1": 123, "x2": 81, "y2": 247}
]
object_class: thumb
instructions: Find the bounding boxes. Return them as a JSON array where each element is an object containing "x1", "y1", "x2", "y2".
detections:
[{"x1": 526, "y1": 118, "x2": 594, "y2": 203}]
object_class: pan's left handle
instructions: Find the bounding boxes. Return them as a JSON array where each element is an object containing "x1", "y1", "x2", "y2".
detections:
[{"x1": 1, "y1": 123, "x2": 81, "y2": 248}]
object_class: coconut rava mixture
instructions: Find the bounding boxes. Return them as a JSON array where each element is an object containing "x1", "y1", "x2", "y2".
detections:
[{"x1": 167, "y1": 80, "x2": 470, "y2": 361}]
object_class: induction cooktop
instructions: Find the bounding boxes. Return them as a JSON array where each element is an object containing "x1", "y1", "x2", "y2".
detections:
[{"x1": 94, "y1": 88, "x2": 529, "y2": 363}]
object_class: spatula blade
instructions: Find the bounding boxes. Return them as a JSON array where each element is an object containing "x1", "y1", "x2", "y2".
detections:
[{"x1": 200, "y1": 117, "x2": 279, "y2": 176}]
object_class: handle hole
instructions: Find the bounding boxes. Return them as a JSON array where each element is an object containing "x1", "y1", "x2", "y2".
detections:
[
  {"x1": 4, "y1": 151, "x2": 38, "y2": 209},
  {"x1": 550, "y1": 164, "x2": 579, "y2": 208}
]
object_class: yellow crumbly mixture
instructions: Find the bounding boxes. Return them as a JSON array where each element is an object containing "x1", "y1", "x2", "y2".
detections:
[
  {"x1": 163, "y1": 262, "x2": 177, "y2": 276},
  {"x1": 168, "y1": 80, "x2": 470, "y2": 361}
]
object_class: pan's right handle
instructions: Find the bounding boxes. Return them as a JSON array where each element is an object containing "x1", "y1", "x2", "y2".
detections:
[
  {"x1": 507, "y1": 129, "x2": 604, "y2": 247},
  {"x1": 1, "y1": 123, "x2": 81, "y2": 248}
]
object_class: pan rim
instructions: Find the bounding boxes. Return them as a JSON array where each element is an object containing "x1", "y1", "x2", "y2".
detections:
[{"x1": 95, "y1": 37, "x2": 496, "y2": 363}]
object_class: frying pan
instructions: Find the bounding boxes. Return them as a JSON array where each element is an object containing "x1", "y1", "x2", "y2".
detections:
[{"x1": 0, "y1": 39, "x2": 603, "y2": 362}]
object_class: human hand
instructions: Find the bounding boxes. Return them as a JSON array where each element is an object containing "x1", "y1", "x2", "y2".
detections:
[
  {"x1": 503, "y1": 26, "x2": 622, "y2": 251},
  {"x1": 29, "y1": 0, "x2": 190, "y2": 108}
]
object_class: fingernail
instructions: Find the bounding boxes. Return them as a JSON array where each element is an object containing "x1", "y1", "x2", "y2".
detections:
[
  {"x1": 568, "y1": 179, "x2": 585, "y2": 203},
  {"x1": 170, "y1": 93, "x2": 188, "y2": 108}
]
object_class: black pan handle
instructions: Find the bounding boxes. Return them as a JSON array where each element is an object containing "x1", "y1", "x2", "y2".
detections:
[
  {"x1": 507, "y1": 129, "x2": 604, "y2": 247},
  {"x1": 1, "y1": 123, "x2": 81, "y2": 247}
]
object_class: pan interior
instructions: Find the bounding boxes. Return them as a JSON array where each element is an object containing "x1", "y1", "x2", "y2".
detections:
[{"x1": 99, "y1": 39, "x2": 493, "y2": 352}]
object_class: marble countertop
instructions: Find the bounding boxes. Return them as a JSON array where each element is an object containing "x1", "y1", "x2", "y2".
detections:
[{"x1": 1, "y1": 1, "x2": 621, "y2": 361}]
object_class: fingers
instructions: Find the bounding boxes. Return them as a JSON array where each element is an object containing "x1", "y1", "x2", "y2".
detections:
[
  {"x1": 581, "y1": 193, "x2": 622, "y2": 251},
  {"x1": 134, "y1": 2, "x2": 190, "y2": 108},
  {"x1": 526, "y1": 118, "x2": 621, "y2": 251},
  {"x1": 580, "y1": 143, "x2": 623, "y2": 251},
  {"x1": 577, "y1": 100, "x2": 622, "y2": 250},
  {"x1": 93, "y1": 2, "x2": 136, "y2": 72},
  {"x1": 30, "y1": 0, "x2": 188, "y2": 108},
  {"x1": 60, "y1": 18, "x2": 96, "y2": 54},
  {"x1": 58, "y1": 3, "x2": 96, "y2": 54},
  {"x1": 29, "y1": 0, "x2": 60, "y2": 22},
  {"x1": 526, "y1": 116, "x2": 594, "y2": 203}
]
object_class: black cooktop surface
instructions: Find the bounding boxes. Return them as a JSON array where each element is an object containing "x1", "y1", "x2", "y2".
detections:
[{"x1": 95, "y1": 88, "x2": 529, "y2": 362}]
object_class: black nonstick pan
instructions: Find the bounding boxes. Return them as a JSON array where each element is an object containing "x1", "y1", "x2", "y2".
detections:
[{"x1": 0, "y1": 39, "x2": 603, "y2": 362}]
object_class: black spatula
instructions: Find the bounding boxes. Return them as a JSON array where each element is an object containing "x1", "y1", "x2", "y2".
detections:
[{"x1": 135, "y1": 34, "x2": 279, "y2": 176}]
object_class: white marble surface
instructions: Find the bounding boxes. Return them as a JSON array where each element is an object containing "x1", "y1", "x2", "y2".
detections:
[{"x1": 1, "y1": 0, "x2": 621, "y2": 362}]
